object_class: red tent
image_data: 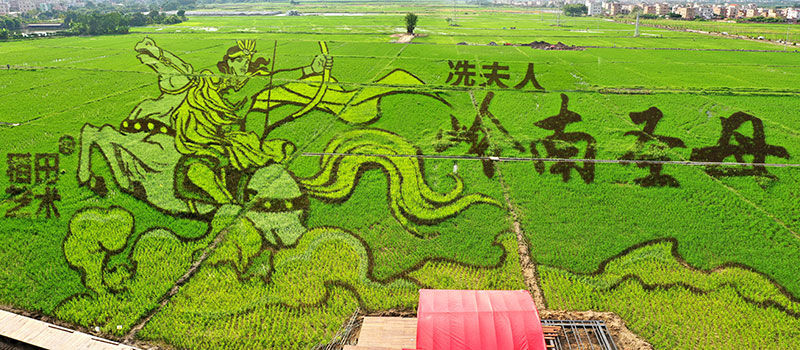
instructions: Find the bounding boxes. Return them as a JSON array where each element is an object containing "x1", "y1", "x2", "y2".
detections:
[{"x1": 413, "y1": 289, "x2": 546, "y2": 350}]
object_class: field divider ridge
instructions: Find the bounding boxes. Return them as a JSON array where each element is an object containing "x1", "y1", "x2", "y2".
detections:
[
  {"x1": 123, "y1": 205, "x2": 250, "y2": 343},
  {"x1": 467, "y1": 88, "x2": 547, "y2": 308}
]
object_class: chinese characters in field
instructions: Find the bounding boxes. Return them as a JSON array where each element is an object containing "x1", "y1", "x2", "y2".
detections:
[
  {"x1": 620, "y1": 107, "x2": 686, "y2": 187},
  {"x1": 689, "y1": 112, "x2": 789, "y2": 179},
  {"x1": 530, "y1": 94, "x2": 596, "y2": 184},
  {"x1": 434, "y1": 94, "x2": 790, "y2": 187},
  {"x1": 434, "y1": 92, "x2": 525, "y2": 178},
  {"x1": 5, "y1": 152, "x2": 63, "y2": 218},
  {"x1": 446, "y1": 61, "x2": 544, "y2": 90}
]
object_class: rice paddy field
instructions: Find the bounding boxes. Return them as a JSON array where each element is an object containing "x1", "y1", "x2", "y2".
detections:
[
  {"x1": 1, "y1": 3, "x2": 799, "y2": 349},
  {"x1": 635, "y1": 17, "x2": 800, "y2": 44}
]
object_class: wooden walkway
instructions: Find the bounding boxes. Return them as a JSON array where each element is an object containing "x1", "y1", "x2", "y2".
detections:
[
  {"x1": 344, "y1": 316, "x2": 417, "y2": 350},
  {"x1": 0, "y1": 310, "x2": 137, "y2": 350}
]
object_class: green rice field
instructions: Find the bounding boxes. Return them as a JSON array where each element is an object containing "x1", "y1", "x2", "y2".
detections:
[{"x1": 1, "y1": 4, "x2": 799, "y2": 349}]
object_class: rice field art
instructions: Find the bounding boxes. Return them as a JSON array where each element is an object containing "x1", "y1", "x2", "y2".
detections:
[
  {"x1": 2, "y1": 37, "x2": 526, "y2": 348},
  {"x1": 2, "y1": 11, "x2": 800, "y2": 349}
]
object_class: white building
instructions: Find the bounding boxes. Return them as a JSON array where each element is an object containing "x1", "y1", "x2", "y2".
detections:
[
  {"x1": 0, "y1": 2, "x2": 9, "y2": 15},
  {"x1": 586, "y1": 1, "x2": 602, "y2": 16},
  {"x1": 786, "y1": 8, "x2": 799, "y2": 20},
  {"x1": 695, "y1": 6, "x2": 713, "y2": 19}
]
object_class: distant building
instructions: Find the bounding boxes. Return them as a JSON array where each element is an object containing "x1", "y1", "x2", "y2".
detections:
[
  {"x1": 711, "y1": 6, "x2": 724, "y2": 18},
  {"x1": 643, "y1": 5, "x2": 656, "y2": 15},
  {"x1": 656, "y1": 3, "x2": 671, "y2": 16},
  {"x1": 609, "y1": 2, "x2": 625, "y2": 16},
  {"x1": 766, "y1": 9, "x2": 784, "y2": 18},
  {"x1": 17, "y1": 0, "x2": 35, "y2": 13},
  {"x1": 695, "y1": 6, "x2": 713, "y2": 19},
  {"x1": 712, "y1": 6, "x2": 727, "y2": 18},
  {"x1": 677, "y1": 6, "x2": 695, "y2": 19},
  {"x1": 0, "y1": 2, "x2": 9, "y2": 15},
  {"x1": 609, "y1": 2, "x2": 622, "y2": 16},
  {"x1": 745, "y1": 8, "x2": 759, "y2": 17},
  {"x1": 727, "y1": 5, "x2": 742, "y2": 18},
  {"x1": 586, "y1": 1, "x2": 602, "y2": 16},
  {"x1": 621, "y1": 4, "x2": 637, "y2": 14},
  {"x1": 787, "y1": 8, "x2": 800, "y2": 20}
]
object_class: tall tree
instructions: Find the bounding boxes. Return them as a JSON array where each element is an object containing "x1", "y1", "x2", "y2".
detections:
[{"x1": 405, "y1": 13, "x2": 418, "y2": 34}]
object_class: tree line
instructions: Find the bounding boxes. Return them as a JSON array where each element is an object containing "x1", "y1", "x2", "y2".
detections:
[
  {"x1": 0, "y1": 0, "x2": 196, "y2": 39},
  {"x1": 0, "y1": 17, "x2": 23, "y2": 39},
  {"x1": 737, "y1": 16, "x2": 793, "y2": 23},
  {"x1": 65, "y1": 10, "x2": 187, "y2": 35},
  {"x1": 562, "y1": 4, "x2": 588, "y2": 17},
  {"x1": 0, "y1": 9, "x2": 188, "y2": 39},
  {"x1": 0, "y1": 16, "x2": 23, "y2": 30}
]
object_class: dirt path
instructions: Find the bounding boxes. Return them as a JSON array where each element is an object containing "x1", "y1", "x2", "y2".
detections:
[
  {"x1": 390, "y1": 33, "x2": 415, "y2": 43},
  {"x1": 494, "y1": 167, "x2": 651, "y2": 349},
  {"x1": 496, "y1": 169, "x2": 547, "y2": 308},
  {"x1": 493, "y1": 166, "x2": 652, "y2": 349},
  {"x1": 463, "y1": 91, "x2": 543, "y2": 306},
  {"x1": 466, "y1": 91, "x2": 652, "y2": 349}
]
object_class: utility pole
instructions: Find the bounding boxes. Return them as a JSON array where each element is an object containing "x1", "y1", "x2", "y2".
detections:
[
  {"x1": 634, "y1": 13, "x2": 640, "y2": 37},
  {"x1": 557, "y1": 12, "x2": 561, "y2": 26},
  {"x1": 452, "y1": 0, "x2": 457, "y2": 26},
  {"x1": 786, "y1": 19, "x2": 791, "y2": 51}
]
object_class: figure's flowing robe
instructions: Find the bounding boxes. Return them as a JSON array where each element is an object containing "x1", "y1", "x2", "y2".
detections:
[
  {"x1": 171, "y1": 72, "x2": 289, "y2": 170},
  {"x1": 252, "y1": 69, "x2": 449, "y2": 125}
]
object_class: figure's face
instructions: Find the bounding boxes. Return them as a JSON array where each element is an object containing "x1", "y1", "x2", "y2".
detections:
[
  {"x1": 226, "y1": 55, "x2": 251, "y2": 90},
  {"x1": 227, "y1": 55, "x2": 250, "y2": 76}
]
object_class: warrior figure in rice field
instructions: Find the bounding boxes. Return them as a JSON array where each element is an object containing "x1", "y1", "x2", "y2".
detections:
[
  {"x1": 78, "y1": 37, "x2": 453, "y2": 215},
  {"x1": 64, "y1": 38, "x2": 498, "y2": 330},
  {"x1": 112, "y1": 38, "x2": 331, "y2": 209}
]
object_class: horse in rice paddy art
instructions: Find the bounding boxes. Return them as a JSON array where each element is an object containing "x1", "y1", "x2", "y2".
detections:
[{"x1": 57, "y1": 38, "x2": 502, "y2": 335}]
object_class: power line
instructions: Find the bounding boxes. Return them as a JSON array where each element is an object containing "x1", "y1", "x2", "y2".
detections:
[
  {"x1": 301, "y1": 152, "x2": 800, "y2": 168},
  {"x1": 6, "y1": 65, "x2": 800, "y2": 96}
]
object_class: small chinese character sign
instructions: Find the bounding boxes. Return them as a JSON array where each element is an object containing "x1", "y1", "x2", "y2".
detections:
[
  {"x1": 7, "y1": 153, "x2": 32, "y2": 184},
  {"x1": 4, "y1": 152, "x2": 62, "y2": 218}
]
